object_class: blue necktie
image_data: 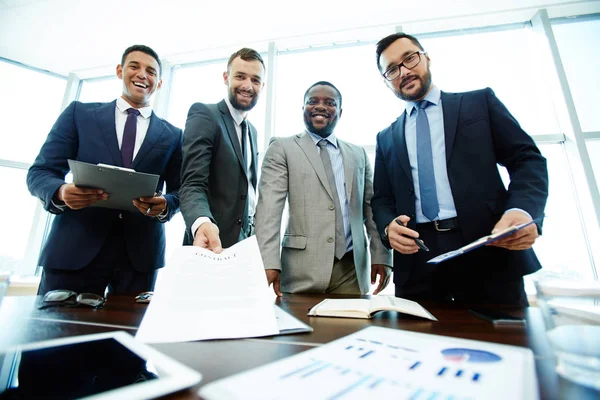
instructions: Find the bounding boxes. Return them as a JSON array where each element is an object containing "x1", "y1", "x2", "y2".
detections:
[
  {"x1": 416, "y1": 100, "x2": 439, "y2": 221},
  {"x1": 121, "y1": 108, "x2": 140, "y2": 168}
]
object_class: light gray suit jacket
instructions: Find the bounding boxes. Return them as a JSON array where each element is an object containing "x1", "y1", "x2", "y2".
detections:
[{"x1": 255, "y1": 132, "x2": 392, "y2": 294}]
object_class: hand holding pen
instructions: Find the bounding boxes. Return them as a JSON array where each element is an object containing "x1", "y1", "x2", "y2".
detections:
[
  {"x1": 385, "y1": 215, "x2": 429, "y2": 255},
  {"x1": 132, "y1": 190, "x2": 165, "y2": 217}
]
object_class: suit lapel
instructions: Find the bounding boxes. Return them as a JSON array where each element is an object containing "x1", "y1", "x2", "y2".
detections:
[
  {"x1": 441, "y1": 91, "x2": 461, "y2": 162},
  {"x1": 132, "y1": 112, "x2": 165, "y2": 169},
  {"x1": 338, "y1": 140, "x2": 355, "y2": 202},
  {"x1": 296, "y1": 132, "x2": 334, "y2": 200},
  {"x1": 218, "y1": 100, "x2": 246, "y2": 176},
  {"x1": 393, "y1": 112, "x2": 413, "y2": 183},
  {"x1": 96, "y1": 101, "x2": 122, "y2": 166}
]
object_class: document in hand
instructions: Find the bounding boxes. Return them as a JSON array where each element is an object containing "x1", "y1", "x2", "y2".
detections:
[
  {"x1": 135, "y1": 237, "x2": 280, "y2": 343},
  {"x1": 198, "y1": 326, "x2": 538, "y2": 400},
  {"x1": 68, "y1": 159, "x2": 159, "y2": 213},
  {"x1": 308, "y1": 296, "x2": 437, "y2": 321},
  {"x1": 427, "y1": 219, "x2": 539, "y2": 264}
]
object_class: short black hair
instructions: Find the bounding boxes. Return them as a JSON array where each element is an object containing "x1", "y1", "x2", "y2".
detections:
[
  {"x1": 375, "y1": 33, "x2": 425, "y2": 72},
  {"x1": 121, "y1": 45, "x2": 162, "y2": 77},
  {"x1": 303, "y1": 81, "x2": 342, "y2": 108},
  {"x1": 227, "y1": 48, "x2": 265, "y2": 72}
]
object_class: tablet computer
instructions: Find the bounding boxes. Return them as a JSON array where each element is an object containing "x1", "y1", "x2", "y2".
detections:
[{"x1": 0, "y1": 331, "x2": 201, "y2": 399}]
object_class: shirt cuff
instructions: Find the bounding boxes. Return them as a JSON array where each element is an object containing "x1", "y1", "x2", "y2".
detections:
[
  {"x1": 156, "y1": 206, "x2": 169, "y2": 221},
  {"x1": 192, "y1": 217, "x2": 212, "y2": 238},
  {"x1": 50, "y1": 198, "x2": 67, "y2": 211},
  {"x1": 504, "y1": 208, "x2": 532, "y2": 220}
]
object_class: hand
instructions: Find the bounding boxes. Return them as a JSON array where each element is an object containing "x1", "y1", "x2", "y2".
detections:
[
  {"x1": 371, "y1": 264, "x2": 392, "y2": 295},
  {"x1": 57, "y1": 183, "x2": 108, "y2": 210},
  {"x1": 386, "y1": 215, "x2": 420, "y2": 254},
  {"x1": 133, "y1": 195, "x2": 167, "y2": 217},
  {"x1": 265, "y1": 269, "x2": 282, "y2": 297},
  {"x1": 488, "y1": 210, "x2": 539, "y2": 250},
  {"x1": 193, "y1": 222, "x2": 223, "y2": 253}
]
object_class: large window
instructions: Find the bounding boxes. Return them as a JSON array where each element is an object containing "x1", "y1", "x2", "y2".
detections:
[
  {"x1": 552, "y1": 17, "x2": 600, "y2": 133},
  {"x1": 0, "y1": 61, "x2": 67, "y2": 163},
  {"x1": 78, "y1": 77, "x2": 122, "y2": 103}
]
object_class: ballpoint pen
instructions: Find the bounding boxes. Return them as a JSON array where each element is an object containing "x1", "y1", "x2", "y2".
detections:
[
  {"x1": 146, "y1": 190, "x2": 163, "y2": 215},
  {"x1": 395, "y1": 219, "x2": 430, "y2": 252}
]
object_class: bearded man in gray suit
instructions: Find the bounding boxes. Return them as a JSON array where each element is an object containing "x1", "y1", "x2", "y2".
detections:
[
  {"x1": 255, "y1": 81, "x2": 392, "y2": 296},
  {"x1": 180, "y1": 48, "x2": 264, "y2": 252}
]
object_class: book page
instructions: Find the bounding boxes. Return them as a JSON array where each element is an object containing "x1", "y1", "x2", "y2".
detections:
[
  {"x1": 312, "y1": 299, "x2": 371, "y2": 315},
  {"x1": 136, "y1": 237, "x2": 279, "y2": 343},
  {"x1": 371, "y1": 296, "x2": 438, "y2": 321}
]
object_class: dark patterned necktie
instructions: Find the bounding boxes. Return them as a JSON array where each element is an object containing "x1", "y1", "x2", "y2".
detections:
[{"x1": 121, "y1": 108, "x2": 140, "y2": 168}]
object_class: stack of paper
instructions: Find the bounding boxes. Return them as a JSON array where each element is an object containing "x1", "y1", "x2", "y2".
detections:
[
  {"x1": 199, "y1": 326, "x2": 538, "y2": 400},
  {"x1": 136, "y1": 237, "x2": 282, "y2": 343}
]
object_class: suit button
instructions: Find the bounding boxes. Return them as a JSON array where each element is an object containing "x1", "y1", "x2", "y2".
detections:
[
  {"x1": 410, "y1": 214, "x2": 415, "y2": 219},
  {"x1": 328, "y1": 204, "x2": 335, "y2": 210},
  {"x1": 408, "y1": 189, "x2": 414, "y2": 195},
  {"x1": 236, "y1": 219, "x2": 242, "y2": 225},
  {"x1": 241, "y1": 194, "x2": 247, "y2": 200},
  {"x1": 118, "y1": 213, "x2": 123, "y2": 219},
  {"x1": 327, "y1": 237, "x2": 334, "y2": 243}
]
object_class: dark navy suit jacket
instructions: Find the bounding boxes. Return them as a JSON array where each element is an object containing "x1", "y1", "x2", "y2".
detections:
[
  {"x1": 372, "y1": 88, "x2": 548, "y2": 286},
  {"x1": 27, "y1": 100, "x2": 183, "y2": 272}
]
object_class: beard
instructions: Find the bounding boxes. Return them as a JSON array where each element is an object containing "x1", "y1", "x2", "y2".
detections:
[
  {"x1": 395, "y1": 67, "x2": 432, "y2": 102},
  {"x1": 229, "y1": 88, "x2": 258, "y2": 111},
  {"x1": 304, "y1": 117, "x2": 338, "y2": 138}
]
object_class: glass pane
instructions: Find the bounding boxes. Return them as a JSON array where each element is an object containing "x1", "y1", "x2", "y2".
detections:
[
  {"x1": 0, "y1": 167, "x2": 40, "y2": 274},
  {"x1": 166, "y1": 59, "x2": 267, "y2": 149},
  {"x1": 274, "y1": 45, "x2": 399, "y2": 145},
  {"x1": 0, "y1": 62, "x2": 66, "y2": 163},
  {"x1": 552, "y1": 18, "x2": 600, "y2": 132},
  {"x1": 78, "y1": 77, "x2": 122, "y2": 103},
  {"x1": 421, "y1": 28, "x2": 560, "y2": 136},
  {"x1": 525, "y1": 143, "x2": 595, "y2": 288}
]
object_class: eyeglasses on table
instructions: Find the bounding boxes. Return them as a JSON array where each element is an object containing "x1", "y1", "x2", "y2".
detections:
[{"x1": 38, "y1": 290, "x2": 106, "y2": 310}]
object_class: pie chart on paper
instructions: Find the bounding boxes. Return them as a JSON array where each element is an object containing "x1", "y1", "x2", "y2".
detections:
[{"x1": 441, "y1": 348, "x2": 502, "y2": 363}]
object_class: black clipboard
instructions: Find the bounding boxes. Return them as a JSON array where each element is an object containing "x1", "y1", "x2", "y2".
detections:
[{"x1": 68, "y1": 159, "x2": 159, "y2": 213}]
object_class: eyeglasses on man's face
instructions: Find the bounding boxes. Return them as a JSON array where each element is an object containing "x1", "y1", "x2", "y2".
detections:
[
  {"x1": 38, "y1": 290, "x2": 106, "y2": 310},
  {"x1": 383, "y1": 51, "x2": 427, "y2": 81}
]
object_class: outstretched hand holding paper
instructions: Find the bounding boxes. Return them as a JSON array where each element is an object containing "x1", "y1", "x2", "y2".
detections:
[{"x1": 427, "y1": 218, "x2": 540, "y2": 264}]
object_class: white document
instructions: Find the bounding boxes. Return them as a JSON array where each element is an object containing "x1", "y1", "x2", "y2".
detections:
[
  {"x1": 199, "y1": 326, "x2": 538, "y2": 400},
  {"x1": 274, "y1": 305, "x2": 313, "y2": 335},
  {"x1": 136, "y1": 237, "x2": 279, "y2": 343}
]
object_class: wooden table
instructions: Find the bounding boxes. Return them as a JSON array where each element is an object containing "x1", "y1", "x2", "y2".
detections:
[{"x1": 0, "y1": 294, "x2": 597, "y2": 400}]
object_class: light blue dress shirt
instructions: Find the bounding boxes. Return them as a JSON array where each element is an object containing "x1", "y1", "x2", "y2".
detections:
[
  {"x1": 405, "y1": 85, "x2": 458, "y2": 223},
  {"x1": 307, "y1": 130, "x2": 353, "y2": 252}
]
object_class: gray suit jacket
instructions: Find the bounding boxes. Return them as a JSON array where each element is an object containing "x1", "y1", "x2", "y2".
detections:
[
  {"x1": 180, "y1": 100, "x2": 258, "y2": 248},
  {"x1": 255, "y1": 132, "x2": 392, "y2": 294}
]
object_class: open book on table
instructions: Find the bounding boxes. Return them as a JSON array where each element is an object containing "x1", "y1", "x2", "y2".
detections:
[
  {"x1": 427, "y1": 218, "x2": 540, "y2": 264},
  {"x1": 307, "y1": 296, "x2": 437, "y2": 321}
]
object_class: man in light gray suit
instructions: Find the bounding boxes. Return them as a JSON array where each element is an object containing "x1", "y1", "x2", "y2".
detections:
[
  {"x1": 180, "y1": 48, "x2": 265, "y2": 252},
  {"x1": 255, "y1": 81, "x2": 392, "y2": 296}
]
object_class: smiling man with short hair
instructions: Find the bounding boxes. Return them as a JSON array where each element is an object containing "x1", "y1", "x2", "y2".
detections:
[{"x1": 28, "y1": 44, "x2": 183, "y2": 296}]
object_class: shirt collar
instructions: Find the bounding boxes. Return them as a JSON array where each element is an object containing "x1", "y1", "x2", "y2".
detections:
[
  {"x1": 116, "y1": 97, "x2": 152, "y2": 119},
  {"x1": 224, "y1": 97, "x2": 248, "y2": 127},
  {"x1": 306, "y1": 130, "x2": 338, "y2": 148},
  {"x1": 405, "y1": 84, "x2": 441, "y2": 116}
]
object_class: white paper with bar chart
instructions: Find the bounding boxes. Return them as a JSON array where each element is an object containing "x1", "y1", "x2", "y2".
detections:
[{"x1": 199, "y1": 326, "x2": 538, "y2": 400}]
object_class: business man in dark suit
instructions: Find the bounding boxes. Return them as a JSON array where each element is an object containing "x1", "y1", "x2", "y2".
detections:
[
  {"x1": 27, "y1": 45, "x2": 182, "y2": 296},
  {"x1": 371, "y1": 33, "x2": 548, "y2": 306},
  {"x1": 180, "y1": 48, "x2": 264, "y2": 252}
]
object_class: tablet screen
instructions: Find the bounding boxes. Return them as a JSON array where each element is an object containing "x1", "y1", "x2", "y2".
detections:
[{"x1": 0, "y1": 338, "x2": 160, "y2": 399}]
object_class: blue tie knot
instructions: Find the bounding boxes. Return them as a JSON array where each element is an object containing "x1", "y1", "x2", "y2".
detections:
[
  {"x1": 127, "y1": 108, "x2": 140, "y2": 116},
  {"x1": 417, "y1": 100, "x2": 431, "y2": 110}
]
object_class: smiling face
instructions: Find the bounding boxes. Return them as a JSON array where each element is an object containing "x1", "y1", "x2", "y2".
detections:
[
  {"x1": 379, "y1": 38, "x2": 432, "y2": 102},
  {"x1": 223, "y1": 56, "x2": 265, "y2": 112},
  {"x1": 303, "y1": 84, "x2": 342, "y2": 138},
  {"x1": 116, "y1": 51, "x2": 162, "y2": 108}
]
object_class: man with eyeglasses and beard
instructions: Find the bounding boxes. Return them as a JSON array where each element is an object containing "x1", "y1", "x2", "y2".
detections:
[
  {"x1": 372, "y1": 33, "x2": 548, "y2": 306},
  {"x1": 255, "y1": 81, "x2": 392, "y2": 296},
  {"x1": 180, "y1": 48, "x2": 265, "y2": 252}
]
